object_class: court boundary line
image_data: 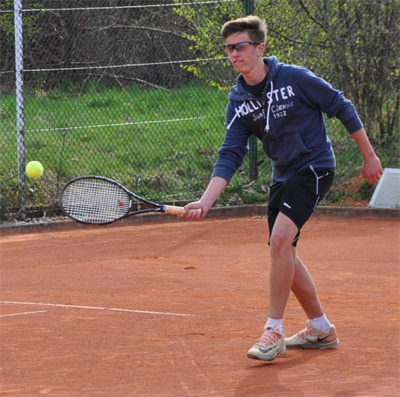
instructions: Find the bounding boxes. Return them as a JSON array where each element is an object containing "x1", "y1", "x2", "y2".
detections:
[
  {"x1": 0, "y1": 310, "x2": 47, "y2": 318},
  {"x1": 0, "y1": 301, "x2": 195, "y2": 317}
]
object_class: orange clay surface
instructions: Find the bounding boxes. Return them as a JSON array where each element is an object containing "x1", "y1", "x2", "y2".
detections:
[{"x1": 0, "y1": 216, "x2": 399, "y2": 397}]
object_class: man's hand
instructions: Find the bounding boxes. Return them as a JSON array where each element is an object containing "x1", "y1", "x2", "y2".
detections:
[
  {"x1": 361, "y1": 154, "x2": 383, "y2": 184},
  {"x1": 179, "y1": 202, "x2": 205, "y2": 221},
  {"x1": 351, "y1": 128, "x2": 383, "y2": 184}
]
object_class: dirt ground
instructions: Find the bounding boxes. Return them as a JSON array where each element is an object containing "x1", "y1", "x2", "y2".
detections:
[{"x1": 0, "y1": 215, "x2": 399, "y2": 396}]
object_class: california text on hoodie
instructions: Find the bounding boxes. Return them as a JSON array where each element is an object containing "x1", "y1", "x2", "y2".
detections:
[{"x1": 212, "y1": 56, "x2": 363, "y2": 183}]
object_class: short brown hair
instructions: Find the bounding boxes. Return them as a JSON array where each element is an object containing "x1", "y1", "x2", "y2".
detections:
[{"x1": 221, "y1": 15, "x2": 267, "y2": 43}]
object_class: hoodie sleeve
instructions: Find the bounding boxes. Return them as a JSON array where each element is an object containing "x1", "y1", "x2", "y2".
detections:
[
  {"x1": 211, "y1": 102, "x2": 250, "y2": 182},
  {"x1": 293, "y1": 67, "x2": 363, "y2": 134}
]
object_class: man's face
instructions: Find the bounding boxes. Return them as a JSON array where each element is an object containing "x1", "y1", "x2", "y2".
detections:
[{"x1": 225, "y1": 32, "x2": 265, "y2": 74}]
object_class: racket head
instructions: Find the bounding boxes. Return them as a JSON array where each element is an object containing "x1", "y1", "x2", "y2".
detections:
[{"x1": 60, "y1": 176, "x2": 133, "y2": 225}]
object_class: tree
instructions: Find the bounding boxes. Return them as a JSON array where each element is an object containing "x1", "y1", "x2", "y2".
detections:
[
  {"x1": 277, "y1": 0, "x2": 399, "y2": 143},
  {"x1": 175, "y1": 0, "x2": 399, "y2": 143}
]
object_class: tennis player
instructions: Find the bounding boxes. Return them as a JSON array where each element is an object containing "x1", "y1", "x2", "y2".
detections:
[{"x1": 181, "y1": 15, "x2": 383, "y2": 361}]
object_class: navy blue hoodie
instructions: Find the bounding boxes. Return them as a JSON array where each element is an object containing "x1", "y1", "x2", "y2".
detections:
[{"x1": 212, "y1": 56, "x2": 363, "y2": 182}]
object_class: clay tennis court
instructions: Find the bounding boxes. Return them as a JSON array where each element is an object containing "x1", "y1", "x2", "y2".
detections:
[{"x1": 1, "y1": 211, "x2": 399, "y2": 396}]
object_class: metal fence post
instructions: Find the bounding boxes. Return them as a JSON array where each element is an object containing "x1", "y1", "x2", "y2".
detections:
[
  {"x1": 14, "y1": 0, "x2": 26, "y2": 219},
  {"x1": 244, "y1": 0, "x2": 258, "y2": 181}
]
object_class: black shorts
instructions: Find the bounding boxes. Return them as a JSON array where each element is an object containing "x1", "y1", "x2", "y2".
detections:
[{"x1": 268, "y1": 166, "x2": 335, "y2": 246}]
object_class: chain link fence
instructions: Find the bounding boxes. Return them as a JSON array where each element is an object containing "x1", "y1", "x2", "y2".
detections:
[
  {"x1": 1, "y1": 0, "x2": 268, "y2": 220},
  {"x1": 1, "y1": 1, "x2": 398, "y2": 220}
]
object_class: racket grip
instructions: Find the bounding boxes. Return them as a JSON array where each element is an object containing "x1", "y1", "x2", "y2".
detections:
[{"x1": 163, "y1": 205, "x2": 185, "y2": 215}]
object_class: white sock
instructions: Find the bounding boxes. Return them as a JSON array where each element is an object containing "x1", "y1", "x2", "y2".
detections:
[
  {"x1": 264, "y1": 318, "x2": 283, "y2": 333},
  {"x1": 309, "y1": 314, "x2": 331, "y2": 332}
]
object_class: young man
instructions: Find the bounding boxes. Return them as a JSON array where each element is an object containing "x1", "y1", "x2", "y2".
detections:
[{"x1": 181, "y1": 16, "x2": 383, "y2": 362}]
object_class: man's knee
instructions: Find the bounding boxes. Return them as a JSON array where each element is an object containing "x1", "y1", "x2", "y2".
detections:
[
  {"x1": 270, "y1": 213, "x2": 298, "y2": 250},
  {"x1": 270, "y1": 229, "x2": 295, "y2": 251}
]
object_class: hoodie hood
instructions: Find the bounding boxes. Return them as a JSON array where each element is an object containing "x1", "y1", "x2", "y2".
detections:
[
  {"x1": 228, "y1": 56, "x2": 282, "y2": 102},
  {"x1": 226, "y1": 56, "x2": 282, "y2": 131}
]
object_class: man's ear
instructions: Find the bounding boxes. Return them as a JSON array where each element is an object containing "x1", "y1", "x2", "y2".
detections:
[{"x1": 257, "y1": 43, "x2": 266, "y2": 56}]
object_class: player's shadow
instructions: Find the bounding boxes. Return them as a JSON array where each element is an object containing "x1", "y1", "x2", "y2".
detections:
[{"x1": 234, "y1": 349, "x2": 336, "y2": 397}]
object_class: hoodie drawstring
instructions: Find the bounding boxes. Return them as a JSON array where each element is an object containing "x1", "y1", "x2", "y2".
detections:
[
  {"x1": 227, "y1": 80, "x2": 274, "y2": 132},
  {"x1": 226, "y1": 101, "x2": 247, "y2": 130},
  {"x1": 265, "y1": 81, "x2": 273, "y2": 132}
]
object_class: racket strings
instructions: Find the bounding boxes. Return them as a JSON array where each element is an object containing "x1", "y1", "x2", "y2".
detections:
[{"x1": 62, "y1": 179, "x2": 131, "y2": 223}]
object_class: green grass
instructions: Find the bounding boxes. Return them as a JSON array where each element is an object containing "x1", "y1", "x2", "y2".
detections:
[
  {"x1": 0, "y1": 83, "x2": 229, "y2": 217},
  {"x1": 1, "y1": 82, "x2": 398, "y2": 218}
]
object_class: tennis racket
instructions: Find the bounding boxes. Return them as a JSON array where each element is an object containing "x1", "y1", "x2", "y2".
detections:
[{"x1": 60, "y1": 175, "x2": 185, "y2": 225}]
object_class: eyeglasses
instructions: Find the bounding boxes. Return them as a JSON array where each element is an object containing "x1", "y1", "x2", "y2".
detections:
[{"x1": 224, "y1": 41, "x2": 261, "y2": 54}]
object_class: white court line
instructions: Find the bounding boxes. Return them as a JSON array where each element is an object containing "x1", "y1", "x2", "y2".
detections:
[
  {"x1": 0, "y1": 301, "x2": 194, "y2": 317},
  {"x1": 0, "y1": 310, "x2": 47, "y2": 318}
]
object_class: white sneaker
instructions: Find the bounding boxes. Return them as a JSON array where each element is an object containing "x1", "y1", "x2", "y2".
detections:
[
  {"x1": 247, "y1": 325, "x2": 286, "y2": 361},
  {"x1": 284, "y1": 321, "x2": 339, "y2": 349}
]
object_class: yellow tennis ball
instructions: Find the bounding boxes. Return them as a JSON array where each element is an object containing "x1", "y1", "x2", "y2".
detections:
[{"x1": 26, "y1": 161, "x2": 44, "y2": 179}]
